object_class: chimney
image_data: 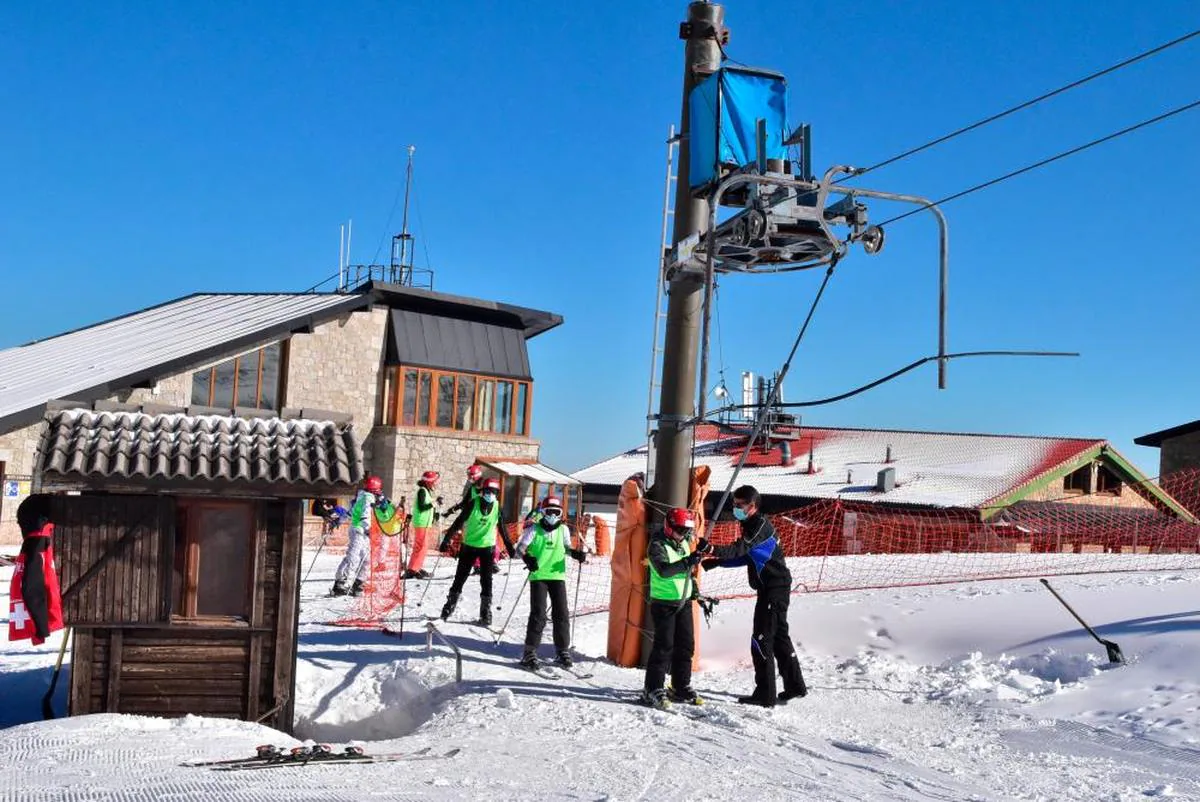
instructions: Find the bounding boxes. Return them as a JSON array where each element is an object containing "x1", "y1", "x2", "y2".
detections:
[
  {"x1": 780, "y1": 440, "x2": 794, "y2": 467},
  {"x1": 885, "y1": 444, "x2": 893, "y2": 463},
  {"x1": 876, "y1": 467, "x2": 896, "y2": 492}
]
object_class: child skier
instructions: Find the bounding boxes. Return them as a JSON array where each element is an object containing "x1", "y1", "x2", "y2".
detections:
[
  {"x1": 439, "y1": 477, "x2": 515, "y2": 626},
  {"x1": 332, "y1": 475, "x2": 395, "y2": 597},
  {"x1": 514, "y1": 495, "x2": 586, "y2": 670},
  {"x1": 640, "y1": 507, "x2": 704, "y2": 709},
  {"x1": 406, "y1": 470, "x2": 440, "y2": 579}
]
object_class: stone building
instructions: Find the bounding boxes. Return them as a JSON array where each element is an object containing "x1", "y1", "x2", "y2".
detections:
[
  {"x1": 1135, "y1": 418, "x2": 1200, "y2": 515},
  {"x1": 0, "y1": 281, "x2": 562, "y2": 544}
]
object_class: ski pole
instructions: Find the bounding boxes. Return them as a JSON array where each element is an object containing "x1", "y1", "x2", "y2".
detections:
[
  {"x1": 569, "y1": 537, "x2": 592, "y2": 651},
  {"x1": 302, "y1": 529, "x2": 330, "y2": 584},
  {"x1": 495, "y1": 546, "x2": 514, "y2": 611},
  {"x1": 493, "y1": 571, "x2": 531, "y2": 646}
]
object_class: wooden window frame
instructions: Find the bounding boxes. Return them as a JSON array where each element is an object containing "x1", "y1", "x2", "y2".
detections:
[
  {"x1": 387, "y1": 365, "x2": 532, "y2": 437},
  {"x1": 172, "y1": 499, "x2": 255, "y2": 623},
  {"x1": 191, "y1": 343, "x2": 285, "y2": 410}
]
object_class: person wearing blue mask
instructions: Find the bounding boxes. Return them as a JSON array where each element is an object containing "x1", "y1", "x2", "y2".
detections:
[
  {"x1": 439, "y1": 477, "x2": 515, "y2": 626},
  {"x1": 695, "y1": 484, "x2": 806, "y2": 707}
]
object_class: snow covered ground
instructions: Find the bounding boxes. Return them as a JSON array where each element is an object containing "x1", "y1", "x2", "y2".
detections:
[{"x1": 3, "y1": 553, "x2": 1199, "y2": 801}]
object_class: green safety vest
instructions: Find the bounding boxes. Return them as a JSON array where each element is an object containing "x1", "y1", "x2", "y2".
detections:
[
  {"x1": 649, "y1": 537, "x2": 693, "y2": 601},
  {"x1": 526, "y1": 523, "x2": 567, "y2": 582},
  {"x1": 411, "y1": 486, "x2": 435, "y2": 528},
  {"x1": 462, "y1": 497, "x2": 502, "y2": 549}
]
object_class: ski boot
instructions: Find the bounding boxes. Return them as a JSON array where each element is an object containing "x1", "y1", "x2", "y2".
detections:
[
  {"x1": 349, "y1": 579, "x2": 365, "y2": 597},
  {"x1": 416, "y1": 569, "x2": 432, "y2": 579},
  {"x1": 553, "y1": 652, "x2": 573, "y2": 669},
  {"x1": 638, "y1": 688, "x2": 671, "y2": 710},
  {"x1": 669, "y1": 685, "x2": 703, "y2": 706},
  {"x1": 331, "y1": 581, "x2": 349, "y2": 597},
  {"x1": 477, "y1": 597, "x2": 492, "y2": 627},
  {"x1": 519, "y1": 652, "x2": 541, "y2": 671},
  {"x1": 440, "y1": 591, "x2": 459, "y2": 621}
]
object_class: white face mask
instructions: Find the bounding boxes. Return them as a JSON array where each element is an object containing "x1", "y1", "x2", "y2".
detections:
[
  {"x1": 542, "y1": 512, "x2": 561, "y2": 527},
  {"x1": 482, "y1": 492, "x2": 497, "y2": 504}
]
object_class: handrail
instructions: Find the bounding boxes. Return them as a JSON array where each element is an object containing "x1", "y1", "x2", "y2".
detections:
[{"x1": 425, "y1": 621, "x2": 462, "y2": 683}]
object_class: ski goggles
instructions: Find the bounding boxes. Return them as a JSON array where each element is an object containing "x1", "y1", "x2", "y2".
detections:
[{"x1": 541, "y1": 506, "x2": 563, "y2": 518}]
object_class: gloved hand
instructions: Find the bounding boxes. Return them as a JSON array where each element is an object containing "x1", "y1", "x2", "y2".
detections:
[
  {"x1": 440, "y1": 533, "x2": 458, "y2": 552},
  {"x1": 377, "y1": 495, "x2": 391, "y2": 509},
  {"x1": 435, "y1": 496, "x2": 444, "y2": 506},
  {"x1": 684, "y1": 552, "x2": 703, "y2": 567},
  {"x1": 701, "y1": 557, "x2": 721, "y2": 571},
  {"x1": 522, "y1": 553, "x2": 539, "y2": 572},
  {"x1": 433, "y1": 510, "x2": 442, "y2": 523},
  {"x1": 696, "y1": 537, "x2": 712, "y2": 554},
  {"x1": 568, "y1": 548, "x2": 587, "y2": 564}
]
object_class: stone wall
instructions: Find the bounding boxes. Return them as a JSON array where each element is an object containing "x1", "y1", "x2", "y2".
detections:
[
  {"x1": 367, "y1": 427, "x2": 540, "y2": 503},
  {"x1": 1024, "y1": 460, "x2": 1159, "y2": 511},
  {"x1": 284, "y1": 308, "x2": 389, "y2": 431},
  {"x1": 1160, "y1": 430, "x2": 1200, "y2": 478}
]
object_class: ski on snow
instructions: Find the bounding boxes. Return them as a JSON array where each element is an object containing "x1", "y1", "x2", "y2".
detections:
[{"x1": 191, "y1": 745, "x2": 461, "y2": 771}]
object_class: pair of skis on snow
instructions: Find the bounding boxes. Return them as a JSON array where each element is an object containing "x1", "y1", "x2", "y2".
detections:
[{"x1": 184, "y1": 743, "x2": 461, "y2": 771}]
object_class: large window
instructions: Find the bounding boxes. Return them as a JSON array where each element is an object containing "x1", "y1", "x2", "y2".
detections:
[
  {"x1": 384, "y1": 366, "x2": 531, "y2": 436},
  {"x1": 191, "y1": 342, "x2": 284, "y2": 410},
  {"x1": 172, "y1": 501, "x2": 252, "y2": 619}
]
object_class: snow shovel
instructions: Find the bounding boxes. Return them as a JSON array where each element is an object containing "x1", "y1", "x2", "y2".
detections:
[
  {"x1": 42, "y1": 627, "x2": 71, "y2": 720},
  {"x1": 1039, "y1": 578, "x2": 1125, "y2": 665}
]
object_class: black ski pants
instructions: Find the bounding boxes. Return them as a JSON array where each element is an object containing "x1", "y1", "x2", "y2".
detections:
[
  {"x1": 448, "y1": 545, "x2": 496, "y2": 612},
  {"x1": 750, "y1": 586, "x2": 806, "y2": 700},
  {"x1": 644, "y1": 599, "x2": 694, "y2": 694},
  {"x1": 523, "y1": 579, "x2": 570, "y2": 658}
]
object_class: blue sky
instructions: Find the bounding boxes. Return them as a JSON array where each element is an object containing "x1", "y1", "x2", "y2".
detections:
[{"x1": 2, "y1": 1, "x2": 1198, "y2": 474}]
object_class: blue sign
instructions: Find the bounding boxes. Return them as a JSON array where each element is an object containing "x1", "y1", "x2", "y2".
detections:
[{"x1": 3, "y1": 481, "x2": 18, "y2": 498}]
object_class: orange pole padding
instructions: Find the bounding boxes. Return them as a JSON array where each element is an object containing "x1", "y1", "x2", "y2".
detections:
[
  {"x1": 688, "y1": 465, "x2": 711, "y2": 672},
  {"x1": 606, "y1": 477, "x2": 648, "y2": 667},
  {"x1": 593, "y1": 516, "x2": 612, "y2": 556}
]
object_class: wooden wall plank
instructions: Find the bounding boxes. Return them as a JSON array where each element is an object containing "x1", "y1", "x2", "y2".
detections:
[
  {"x1": 274, "y1": 500, "x2": 302, "y2": 733},
  {"x1": 106, "y1": 630, "x2": 123, "y2": 713},
  {"x1": 68, "y1": 629, "x2": 93, "y2": 716}
]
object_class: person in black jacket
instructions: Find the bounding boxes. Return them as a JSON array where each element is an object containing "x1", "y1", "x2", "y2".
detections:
[{"x1": 697, "y1": 485, "x2": 806, "y2": 707}]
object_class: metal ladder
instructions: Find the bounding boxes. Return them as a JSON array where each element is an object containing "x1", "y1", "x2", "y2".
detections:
[{"x1": 646, "y1": 124, "x2": 680, "y2": 439}]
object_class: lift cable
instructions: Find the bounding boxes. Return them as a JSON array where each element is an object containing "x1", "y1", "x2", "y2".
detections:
[
  {"x1": 848, "y1": 28, "x2": 1200, "y2": 181},
  {"x1": 872, "y1": 97, "x2": 1200, "y2": 229}
]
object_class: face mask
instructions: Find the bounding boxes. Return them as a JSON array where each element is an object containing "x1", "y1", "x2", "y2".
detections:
[
  {"x1": 542, "y1": 513, "x2": 561, "y2": 527},
  {"x1": 482, "y1": 492, "x2": 497, "y2": 504},
  {"x1": 732, "y1": 507, "x2": 748, "y2": 521}
]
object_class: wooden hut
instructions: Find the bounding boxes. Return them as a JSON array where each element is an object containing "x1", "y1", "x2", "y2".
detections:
[{"x1": 33, "y1": 401, "x2": 362, "y2": 733}]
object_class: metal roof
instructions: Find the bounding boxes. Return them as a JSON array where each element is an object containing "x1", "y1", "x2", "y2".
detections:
[
  {"x1": 39, "y1": 407, "x2": 363, "y2": 490},
  {"x1": 387, "y1": 309, "x2": 531, "y2": 379},
  {"x1": 1134, "y1": 418, "x2": 1200, "y2": 447},
  {"x1": 483, "y1": 460, "x2": 580, "y2": 486},
  {"x1": 0, "y1": 293, "x2": 371, "y2": 432},
  {"x1": 571, "y1": 426, "x2": 1108, "y2": 510}
]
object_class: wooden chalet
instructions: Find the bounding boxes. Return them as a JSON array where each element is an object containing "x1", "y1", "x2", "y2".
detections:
[{"x1": 33, "y1": 401, "x2": 362, "y2": 733}]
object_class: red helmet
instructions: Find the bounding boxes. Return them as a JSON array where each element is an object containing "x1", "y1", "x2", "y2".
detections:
[
  {"x1": 467, "y1": 465, "x2": 483, "y2": 482},
  {"x1": 364, "y1": 476, "x2": 383, "y2": 494},
  {"x1": 540, "y1": 495, "x2": 563, "y2": 514},
  {"x1": 666, "y1": 508, "x2": 696, "y2": 537},
  {"x1": 421, "y1": 470, "x2": 440, "y2": 485},
  {"x1": 481, "y1": 477, "x2": 501, "y2": 494}
]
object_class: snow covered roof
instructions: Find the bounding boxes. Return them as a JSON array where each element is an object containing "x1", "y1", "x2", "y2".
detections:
[
  {"x1": 572, "y1": 424, "x2": 1108, "y2": 510},
  {"x1": 481, "y1": 460, "x2": 580, "y2": 486}
]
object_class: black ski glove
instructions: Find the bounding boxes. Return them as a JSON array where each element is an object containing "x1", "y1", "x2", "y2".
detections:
[
  {"x1": 439, "y1": 533, "x2": 457, "y2": 552},
  {"x1": 696, "y1": 537, "x2": 712, "y2": 554},
  {"x1": 568, "y1": 548, "x2": 587, "y2": 564},
  {"x1": 701, "y1": 557, "x2": 720, "y2": 571},
  {"x1": 522, "y1": 553, "x2": 539, "y2": 572},
  {"x1": 684, "y1": 552, "x2": 702, "y2": 567},
  {"x1": 435, "y1": 496, "x2": 444, "y2": 506}
]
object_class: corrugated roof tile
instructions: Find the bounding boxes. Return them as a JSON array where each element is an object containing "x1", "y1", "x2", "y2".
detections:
[{"x1": 38, "y1": 408, "x2": 363, "y2": 489}]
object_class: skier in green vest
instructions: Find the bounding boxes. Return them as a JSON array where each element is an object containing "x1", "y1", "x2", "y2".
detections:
[
  {"x1": 514, "y1": 495, "x2": 587, "y2": 670},
  {"x1": 639, "y1": 507, "x2": 704, "y2": 710},
  {"x1": 439, "y1": 476, "x2": 515, "y2": 626}
]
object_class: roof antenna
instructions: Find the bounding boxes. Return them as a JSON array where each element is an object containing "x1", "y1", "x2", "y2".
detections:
[{"x1": 391, "y1": 145, "x2": 417, "y2": 286}]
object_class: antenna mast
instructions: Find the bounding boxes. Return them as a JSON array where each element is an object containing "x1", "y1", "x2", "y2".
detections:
[{"x1": 391, "y1": 145, "x2": 417, "y2": 285}]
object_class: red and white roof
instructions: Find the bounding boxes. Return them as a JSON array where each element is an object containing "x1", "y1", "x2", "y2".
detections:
[{"x1": 571, "y1": 424, "x2": 1105, "y2": 510}]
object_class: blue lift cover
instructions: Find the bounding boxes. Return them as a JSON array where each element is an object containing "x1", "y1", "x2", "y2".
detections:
[{"x1": 688, "y1": 66, "x2": 788, "y2": 192}]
